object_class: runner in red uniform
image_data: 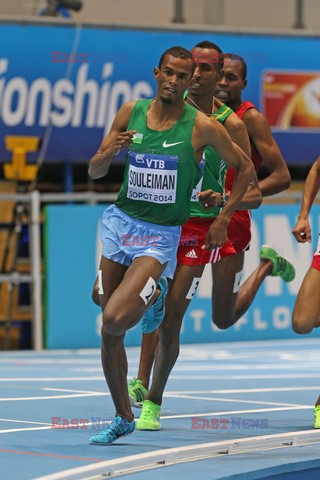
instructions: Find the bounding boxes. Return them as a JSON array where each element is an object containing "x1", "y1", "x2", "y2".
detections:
[{"x1": 210, "y1": 53, "x2": 294, "y2": 330}]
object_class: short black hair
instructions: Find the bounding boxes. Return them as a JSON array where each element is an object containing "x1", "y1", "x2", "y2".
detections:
[
  {"x1": 193, "y1": 40, "x2": 224, "y2": 72},
  {"x1": 158, "y1": 46, "x2": 193, "y2": 69},
  {"x1": 223, "y1": 53, "x2": 247, "y2": 80}
]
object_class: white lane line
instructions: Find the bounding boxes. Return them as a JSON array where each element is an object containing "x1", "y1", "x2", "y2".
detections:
[
  {"x1": 2, "y1": 373, "x2": 320, "y2": 381},
  {"x1": 74, "y1": 368, "x2": 124, "y2": 373},
  {"x1": 0, "y1": 393, "x2": 106, "y2": 402},
  {"x1": 164, "y1": 386, "x2": 320, "y2": 394},
  {"x1": 73, "y1": 364, "x2": 320, "y2": 373},
  {"x1": 0, "y1": 426, "x2": 55, "y2": 434},
  {"x1": 0, "y1": 387, "x2": 312, "y2": 404},
  {"x1": 0, "y1": 349, "x2": 100, "y2": 357},
  {"x1": 51, "y1": 386, "x2": 311, "y2": 402},
  {"x1": 1, "y1": 354, "x2": 318, "y2": 366},
  {"x1": 160, "y1": 405, "x2": 313, "y2": 420},
  {"x1": 43, "y1": 388, "x2": 108, "y2": 395},
  {"x1": 41, "y1": 386, "x2": 317, "y2": 396},
  {"x1": 0, "y1": 405, "x2": 313, "y2": 434},
  {"x1": 164, "y1": 394, "x2": 307, "y2": 408},
  {"x1": 0, "y1": 420, "x2": 105, "y2": 434},
  {"x1": 0, "y1": 359, "x2": 101, "y2": 365},
  {"x1": 0, "y1": 377, "x2": 105, "y2": 382},
  {"x1": 0, "y1": 418, "x2": 52, "y2": 426},
  {"x1": 33, "y1": 429, "x2": 320, "y2": 480},
  {"x1": 159, "y1": 364, "x2": 320, "y2": 371},
  {"x1": 170, "y1": 374, "x2": 320, "y2": 379},
  {"x1": 1, "y1": 385, "x2": 316, "y2": 397}
]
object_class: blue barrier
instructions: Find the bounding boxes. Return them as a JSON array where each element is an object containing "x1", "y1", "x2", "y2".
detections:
[
  {"x1": 0, "y1": 21, "x2": 319, "y2": 165},
  {"x1": 44, "y1": 204, "x2": 319, "y2": 349}
]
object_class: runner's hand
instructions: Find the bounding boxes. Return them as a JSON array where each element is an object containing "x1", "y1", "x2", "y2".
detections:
[
  {"x1": 106, "y1": 130, "x2": 137, "y2": 156},
  {"x1": 292, "y1": 217, "x2": 311, "y2": 243},
  {"x1": 198, "y1": 190, "x2": 223, "y2": 210},
  {"x1": 201, "y1": 218, "x2": 228, "y2": 250}
]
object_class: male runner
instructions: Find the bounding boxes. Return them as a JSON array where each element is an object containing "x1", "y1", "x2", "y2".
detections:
[
  {"x1": 88, "y1": 45, "x2": 254, "y2": 444},
  {"x1": 133, "y1": 42, "x2": 260, "y2": 429},
  {"x1": 210, "y1": 53, "x2": 294, "y2": 329},
  {"x1": 128, "y1": 41, "x2": 257, "y2": 404},
  {"x1": 291, "y1": 156, "x2": 320, "y2": 428},
  {"x1": 131, "y1": 48, "x2": 295, "y2": 430}
]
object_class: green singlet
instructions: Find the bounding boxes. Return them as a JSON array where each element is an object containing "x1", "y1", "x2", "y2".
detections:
[
  {"x1": 115, "y1": 99, "x2": 202, "y2": 226},
  {"x1": 190, "y1": 103, "x2": 233, "y2": 218}
]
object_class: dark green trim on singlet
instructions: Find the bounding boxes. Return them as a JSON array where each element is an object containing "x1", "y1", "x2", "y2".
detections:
[{"x1": 190, "y1": 102, "x2": 233, "y2": 218}]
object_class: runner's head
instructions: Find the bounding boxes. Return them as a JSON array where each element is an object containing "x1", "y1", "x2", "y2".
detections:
[
  {"x1": 215, "y1": 53, "x2": 247, "y2": 106},
  {"x1": 188, "y1": 40, "x2": 224, "y2": 99},
  {"x1": 154, "y1": 46, "x2": 194, "y2": 105}
]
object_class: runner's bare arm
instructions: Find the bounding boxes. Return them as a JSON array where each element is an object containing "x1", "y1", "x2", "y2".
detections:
[
  {"x1": 224, "y1": 112, "x2": 251, "y2": 158},
  {"x1": 292, "y1": 156, "x2": 320, "y2": 243},
  {"x1": 195, "y1": 114, "x2": 255, "y2": 222},
  {"x1": 194, "y1": 114, "x2": 255, "y2": 249},
  {"x1": 88, "y1": 101, "x2": 136, "y2": 179},
  {"x1": 198, "y1": 114, "x2": 261, "y2": 211},
  {"x1": 224, "y1": 113, "x2": 262, "y2": 209},
  {"x1": 243, "y1": 108, "x2": 290, "y2": 196}
]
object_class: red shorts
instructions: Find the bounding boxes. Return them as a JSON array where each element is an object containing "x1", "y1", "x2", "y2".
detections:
[
  {"x1": 227, "y1": 210, "x2": 252, "y2": 253},
  {"x1": 312, "y1": 236, "x2": 320, "y2": 270},
  {"x1": 177, "y1": 217, "x2": 236, "y2": 266},
  {"x1": 312, "y1": 254, "x2": 320, "y2": 271}
]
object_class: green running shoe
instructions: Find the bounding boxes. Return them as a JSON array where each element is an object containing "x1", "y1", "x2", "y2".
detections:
[
  {"x1": 128, "y1": 378, "x2": 148, "y2": 408},
  {"x1": 260, "y1": 245, "x2": 295, "y2": 282},
  {"x1": 136, "y1": 399, "x2": 161, "y2": 430},
  {"x1": 314, "y1": 405, "x2": 320, "y2": 428}
]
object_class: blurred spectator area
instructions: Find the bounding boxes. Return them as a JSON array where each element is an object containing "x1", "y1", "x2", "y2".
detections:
[
  {"x1": 1, "y1": 0, "x2": 320, "y2": 29},
  {"x1": 0, "y1": 162, "x2": 309, "y2": 196},
  {"x1": 0, "y1": 162, "x2": 123, "y2": 193},
  {"x1": 0, "y1": 181, "x2": 32, "y2": 349}
]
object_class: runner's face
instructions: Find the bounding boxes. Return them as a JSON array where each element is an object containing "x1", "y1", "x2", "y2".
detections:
[
  {"x1": 154, "y1": 55, "x2": 193, "y2": 104},
  {"x1": 215, "y1": 58, "x2": 246, "y2": 105},
  {"x1": 189, "y1": 47, "x2": 221, "y2": 98}
]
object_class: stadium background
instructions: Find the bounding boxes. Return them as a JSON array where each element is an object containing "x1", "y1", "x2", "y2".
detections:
[{"x1": 0, "y1": 0, "x2": 319, "y2": 349}]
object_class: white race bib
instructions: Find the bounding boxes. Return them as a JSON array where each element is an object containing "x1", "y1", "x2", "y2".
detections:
[
  {"x1": 316, "y1": 234, "x2": 320, "y2": 256},
  {"x1": 127, "y1": 151, "x2": 178, "y2": 204},
  {"x1": 190, "y1": 157, "x2": 205, "y2": 202}
]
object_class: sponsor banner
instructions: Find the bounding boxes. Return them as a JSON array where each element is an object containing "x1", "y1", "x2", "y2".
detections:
[
  {"x1": 0, "y1": 21, "x2": 319, "y2": 165},
  {"x1": 45, "y1": 203, "x2": 319, "y2": 349},
  {"x1": 262, "y1": 71, "x2": 320, "y2": 130}
]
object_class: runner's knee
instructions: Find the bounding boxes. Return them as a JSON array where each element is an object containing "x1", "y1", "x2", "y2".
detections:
[
  {"x1": 161, "y1": 305, "x2": 184, "y2": 337},
  {"x1": 292, "y1": 314, "x2": 315, "y2": 334},
  {"x1": 92, "y1": 284, "x2": 100, "y2": 306},
  {"x1": 102, "y1": 308, "x2": 128, "y2": 336},
  {"x1": 159, "y1": 320, "x2": 180, "y2": 362},
  {"x1": 212, "y1": 309, "x2": 236, "y2": 330},
  {"x1": 160, "y1": 318, "x2": 181, "y2": 340}
]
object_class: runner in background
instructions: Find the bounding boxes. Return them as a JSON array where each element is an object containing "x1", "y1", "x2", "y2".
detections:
[
  {"x1": 134, "y1": 42, "x2": 261, "y2": 430},
  {"x1": 129, "y1": 48, "x2": 295, "y2": 422},
  {"x1": 291, "y1": 156, "x2": 320, "y2": 429}
]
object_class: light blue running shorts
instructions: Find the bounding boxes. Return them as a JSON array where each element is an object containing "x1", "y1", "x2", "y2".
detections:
[{"x1": 100, "y1": 205, "x2": 181, "y2": 279}]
